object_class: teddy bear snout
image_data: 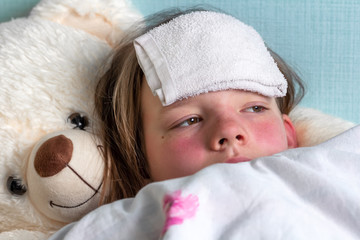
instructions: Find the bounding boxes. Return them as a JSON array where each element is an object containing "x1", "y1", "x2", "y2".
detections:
[{"x1": 34, "y1": 135, "x2": 73, "y2": 177}]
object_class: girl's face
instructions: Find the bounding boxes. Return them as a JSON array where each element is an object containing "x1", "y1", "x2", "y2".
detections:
[{"x1": 141, "y1": 81, "x2": 297, "y2": 181}]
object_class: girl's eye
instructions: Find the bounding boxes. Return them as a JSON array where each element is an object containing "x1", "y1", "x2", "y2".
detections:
[
  {"x1": 244, "y1": 106, "x2": 267, "y2": 113},
  {"x1": 177, "y1": 117, "x2": 202, "y2": 127}
]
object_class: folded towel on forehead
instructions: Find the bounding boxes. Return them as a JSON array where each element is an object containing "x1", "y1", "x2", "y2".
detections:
[{"x1": 134, "y1": 11, "x2": 287, "y2": 106}]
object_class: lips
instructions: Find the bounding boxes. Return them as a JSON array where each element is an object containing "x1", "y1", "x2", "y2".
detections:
[{"x1": 225, "y1": 157, "x2": 251, "y2": 164}]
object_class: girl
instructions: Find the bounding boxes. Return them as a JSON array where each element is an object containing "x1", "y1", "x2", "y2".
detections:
[{"x1": 95, "y1": 7, "x2": 305, "y2": 203}]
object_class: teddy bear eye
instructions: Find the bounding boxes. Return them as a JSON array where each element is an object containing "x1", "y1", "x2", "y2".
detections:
[
  {"x1": 7, "y1": 176, "x2": 27, "y2": 196},
  {"x1": 68, "y1": 113, "x2": 89, "y2": 130}
]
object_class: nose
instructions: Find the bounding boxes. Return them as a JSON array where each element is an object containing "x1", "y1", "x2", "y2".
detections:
[
  {"x1": 208, "y1": 116, "x2": 246, "y2": 151},
  {"x1": 34, "y1": 135, "x2": 73, "y2": 177}
]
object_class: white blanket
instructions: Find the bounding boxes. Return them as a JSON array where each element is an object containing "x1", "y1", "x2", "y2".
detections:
[{"x1": 49, "y1": 125, "x2": 360, "y2": 240}]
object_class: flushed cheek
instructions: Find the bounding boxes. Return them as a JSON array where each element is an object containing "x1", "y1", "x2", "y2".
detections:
[
  {"x1": 164, "y1": 135, "x2": 206, "y2": 176},
  {"x1": 252, "y1": 120, "x2": 288, "y2": 153}
]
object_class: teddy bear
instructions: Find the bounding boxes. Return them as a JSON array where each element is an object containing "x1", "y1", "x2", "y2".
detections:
[{"x1": 0, "y1": 0, "x2": 142, "y2": 239}]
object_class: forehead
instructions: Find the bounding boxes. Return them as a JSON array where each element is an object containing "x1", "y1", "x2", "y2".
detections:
[
  {"x1": 165, "y1": 90, "x2": 273, "y2": 109},
  {"x1": 141, "y1": 79, "x2": 276, "y2": 115}
]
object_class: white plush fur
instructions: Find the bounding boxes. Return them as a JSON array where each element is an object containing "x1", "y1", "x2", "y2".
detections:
[
  {"x1": 30, "y1": 0, "x2": 142, "y2": 46},
  {"x1": 0, "y1": 0, "x2": 141, "y2": 239},
  {"x1": 290, "y1": 107, "x2": 356, "y2": 147},
  {"x1": 31, "y1": 0, "x2": 141, "y2": 31}
]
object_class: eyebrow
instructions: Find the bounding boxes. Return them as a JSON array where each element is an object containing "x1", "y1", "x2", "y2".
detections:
[
  {"x1": 158, "y1": 98, "x2": 198, "y2": 127},
  {"x1": 159, "y1": 91, "x2": 274, "y2": 115},
  {"x1": 160, "y1": 97, "x2": 190, "y2": 114}
]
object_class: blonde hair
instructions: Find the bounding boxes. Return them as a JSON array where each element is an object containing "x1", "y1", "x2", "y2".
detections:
[{"x1": 95, "y1": 7, "x2": 305, "y2": 203}]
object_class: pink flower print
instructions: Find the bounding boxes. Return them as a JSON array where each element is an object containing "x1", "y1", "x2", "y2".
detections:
[{"x1": 162, "y1": 190, "x2": 199, "y2": 235}]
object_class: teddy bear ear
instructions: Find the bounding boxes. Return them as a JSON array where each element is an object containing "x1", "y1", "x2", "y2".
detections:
[{"x1": 29, "y1": 0, "x2": 143, "y2": 46}]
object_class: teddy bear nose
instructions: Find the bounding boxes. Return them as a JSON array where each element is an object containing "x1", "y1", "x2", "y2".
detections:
[{"x1": 34, "y1": 135, "x2": 73, "y2": 177}]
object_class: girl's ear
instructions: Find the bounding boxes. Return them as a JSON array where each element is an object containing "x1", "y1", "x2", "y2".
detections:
[{"x1": 282, "y1": 114, "x2": 298, "y2": 148}]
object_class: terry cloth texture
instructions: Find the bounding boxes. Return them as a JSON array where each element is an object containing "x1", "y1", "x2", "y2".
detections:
[{"x1": 134, "y1": 11, "x2": 287, "y2": 106}]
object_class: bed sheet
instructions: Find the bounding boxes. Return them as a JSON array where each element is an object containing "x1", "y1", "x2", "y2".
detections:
[{"x1": 49, "y1": 125, "x2": 360, "y2": 240}]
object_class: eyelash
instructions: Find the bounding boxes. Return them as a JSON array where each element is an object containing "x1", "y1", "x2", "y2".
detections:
[
  {"x1": 176, "y1": 117, "x2": 203, "y2": 128},
  {"x1": 243, "y1": 105, "x2": 268, "y2": 113},
  {"x1": 173, "y1": 105, "x2": 267, "y2": 128}
]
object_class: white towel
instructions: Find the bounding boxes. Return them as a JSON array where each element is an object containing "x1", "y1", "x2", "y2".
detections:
[{"x1": 134, "y1": 11, "x2": 287, "y2": 106}]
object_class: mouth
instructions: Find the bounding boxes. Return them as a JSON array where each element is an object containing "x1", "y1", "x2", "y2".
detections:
[
  {"x1": 225, "y1": 157, "x2": 251, "y2": 164},
  {"x1": 49, "y1": 182, "x2": 102, "y2": 209}
]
